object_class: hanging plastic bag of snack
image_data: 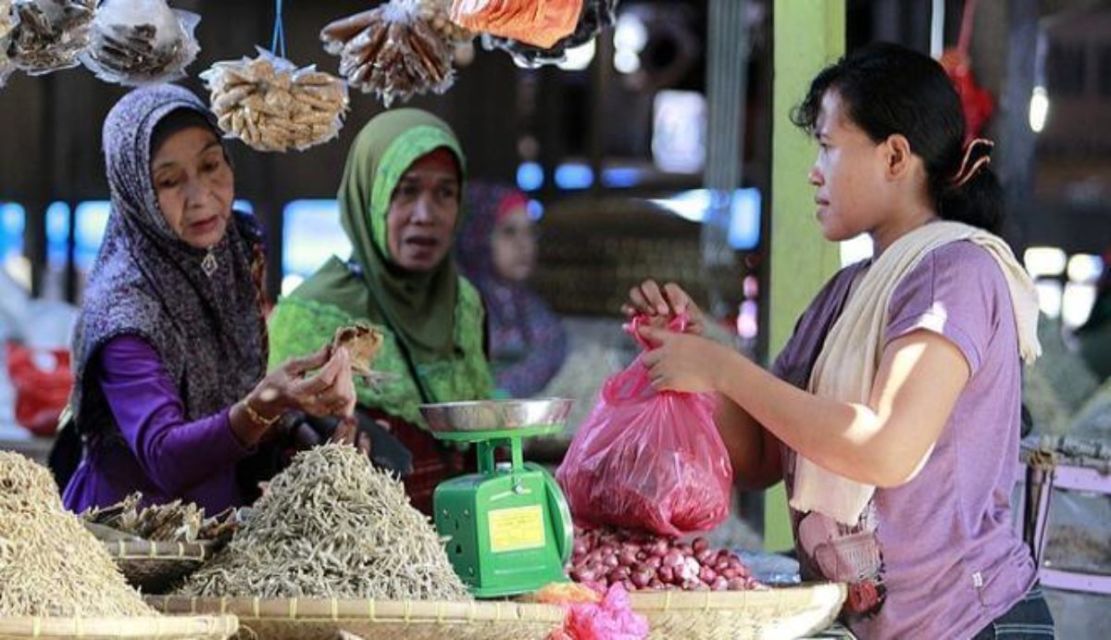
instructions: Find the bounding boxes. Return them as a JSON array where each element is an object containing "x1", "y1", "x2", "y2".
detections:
[
  {"x1": 0, "y1": 0, "x2": 17, "y2": 87},
  {"x1": 556, "y1": 314, "x2": 733, "y2": 538},
  {"x1": 320, "y1": 0, "x2": 461, "y2": 107},
  {"x1": 8, "y1": 0, "x2": 96, "y2": 75},
  {"x1": 200, "y1": 47, "x2": 349, "y2": 153},
  {"x1": 481, "y1": 0, "x2": 616, "y2": 68},
  {"x1": 450, "y1": 0, "x2": 582, "y2": 49},
  {"x1": 79, "y1": 0, "x2": 199, "y2": 86}
]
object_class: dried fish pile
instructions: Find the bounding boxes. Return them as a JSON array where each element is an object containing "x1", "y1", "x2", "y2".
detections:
[
  {"x1": 178, "y1": 443, "x2": 470, "y2": 601},
  {"x1": 0, "y1": 452, "x2": 156, "y2": 617},
  {"x1": 80, "y1": 0, "x2": 200, "y2": 85},
  {"x1": 320, "y1": 0, "x2": 456, "y2": 107},
  {"x1": 201, "y1": 49, "x2": 349, "y2": 153},
  {"x1": 82, "y1": 493, "x2": 240, "y2": 546},
  {"x1": 8, "y1": 0, "x2": 97, "y2": 75}
]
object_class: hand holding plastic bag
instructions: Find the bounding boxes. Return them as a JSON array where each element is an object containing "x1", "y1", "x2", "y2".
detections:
[{"x1": 556, "y1": 314, "x2": 733, "y2": 537}]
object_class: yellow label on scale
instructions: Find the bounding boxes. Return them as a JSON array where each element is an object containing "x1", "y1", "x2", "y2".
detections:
[{"x1": 487, "y1": 505, "x2": 545, "y2": 553}]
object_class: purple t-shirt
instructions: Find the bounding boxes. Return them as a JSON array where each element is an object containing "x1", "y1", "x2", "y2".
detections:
[
  {"x1": 62, "y1": 335, "x2": 251, "y2": 514},
  {"x1": 772, "y1": 241, "x2": 1036, "y2": 640}
]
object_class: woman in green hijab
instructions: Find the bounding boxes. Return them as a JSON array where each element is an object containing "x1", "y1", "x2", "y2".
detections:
[{"x1": 268, "y1": 109, "x2": 493, "y2": 513}]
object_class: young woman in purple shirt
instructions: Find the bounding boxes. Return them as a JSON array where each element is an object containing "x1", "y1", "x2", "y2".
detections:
[{"x1": 625, "y1": 44, "x2": 1053, "y2": 639}]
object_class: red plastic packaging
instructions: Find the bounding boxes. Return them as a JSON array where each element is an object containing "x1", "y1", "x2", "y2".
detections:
[
  {"x1": 6, "y1": 341, "x2": 73, "y2": 437},
  {"x1": 556, "y1": 315, "x2": 733, "y2": 537}
]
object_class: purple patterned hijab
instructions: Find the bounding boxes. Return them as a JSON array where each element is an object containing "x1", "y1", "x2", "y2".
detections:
[
  {"x1": 69, "y1": 84, "x2": 267, "y2": 434},
  {"x1": 456, "y1": 182, "x2": 566, "y2": 397}
]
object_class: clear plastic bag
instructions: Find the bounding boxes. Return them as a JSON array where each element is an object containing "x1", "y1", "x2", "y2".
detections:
[
  {"x1": 8, "y1": 0, "x2": 96, "y2": 75},
  {"x1": 556, "y1": 315, "x2": 733, "y2": 537},
  {"x1": 320, "y1": 0, "x2": 456, "y2": 107},
  {"x1": 79, "y1": 0, "x2": 200, "y2": 86},
  {"x1": 200, "y1": 47, "x2": 349, "y2": 153}
]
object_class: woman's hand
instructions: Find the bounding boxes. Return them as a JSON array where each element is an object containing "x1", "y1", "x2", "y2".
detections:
[
  {"x1": 622, "y1": 280, "x2": 705, "y2": 335},
  {"x1": 638, "y1": 324, "x2": 732, "y2": 393},
  {"x1": 254, "y1": 346, "x2": 358, "y2": 419}
]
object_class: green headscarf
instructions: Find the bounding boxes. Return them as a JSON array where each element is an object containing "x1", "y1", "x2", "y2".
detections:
[{"x1": 268, "y1": 109, "x2": 493, "y2": 425}]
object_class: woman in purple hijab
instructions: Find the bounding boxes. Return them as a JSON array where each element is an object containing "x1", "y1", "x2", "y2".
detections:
[
  {"x1": 457, "y1": 182, "x2": 566, "y2": 398},
  {"x1": 54, "y1": 84, "x2": 357, "y2": 515}
]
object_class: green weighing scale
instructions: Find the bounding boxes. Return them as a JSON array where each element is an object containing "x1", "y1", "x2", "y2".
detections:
[{"x1": 419, "y1": 399, "x2": 575, "y2": 598}]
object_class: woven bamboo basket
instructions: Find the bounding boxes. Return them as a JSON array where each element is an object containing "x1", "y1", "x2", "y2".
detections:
[
  {"x1": 103, "y1": 540, "x2": 216, "y2": 594},
  {"x1": 628, "y1": 582, "x2": 847, "y2": 640},
  {"x1": 0, "y1": 614, "x2": 238, "y2": 639},
  {"x1": 146, "y1": 596, "x2": 565, "y2": 640}
]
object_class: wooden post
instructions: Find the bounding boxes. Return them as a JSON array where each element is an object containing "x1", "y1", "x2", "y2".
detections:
[{"x1": 764, "y1": 0, "x2": 845, "y2": 552}]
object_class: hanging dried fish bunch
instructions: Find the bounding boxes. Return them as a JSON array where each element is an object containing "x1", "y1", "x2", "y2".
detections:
[
  {"x1": 178, "y1": 443, "x2": 470, "y2": 601},
  {"x1": 80, "y1": 0, "x2": 200, "y2": 86},
  {"x1": 0, "y1": 452, "x2": 156, "y2": 617},
  {"x1": 320, "y1": 0, "x2": 456, "y2": 107},
  {"x1": 201, "y1": 48, "x2": 349, "y2": 153},
  {"x1": 8, "y1": 0, "x2": 96, "y2": 75}
]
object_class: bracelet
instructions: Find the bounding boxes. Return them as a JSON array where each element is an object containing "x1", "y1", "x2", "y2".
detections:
[{"x1": 241, "y1": 398, "x2": 282, "y2": 428}]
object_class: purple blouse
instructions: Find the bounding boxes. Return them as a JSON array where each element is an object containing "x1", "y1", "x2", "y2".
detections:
[{"x1": 62, "y1": 335, "x2": 251, "y2": 514}]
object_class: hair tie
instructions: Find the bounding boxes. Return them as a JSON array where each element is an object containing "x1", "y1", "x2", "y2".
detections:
[{"x1": 950, "y1": 138, "x2": 994, "y2": 189}]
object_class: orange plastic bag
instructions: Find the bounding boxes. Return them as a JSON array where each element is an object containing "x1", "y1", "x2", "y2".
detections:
[
  {"x1": 6, "y1": 342, "x2": 73, "y2": 437},
  {"x1": 556, "y1": 315, "x2": 733, "y2": 537},
  {"x1": 450, "y1": 0, "x2": 582, "y2": 49}
]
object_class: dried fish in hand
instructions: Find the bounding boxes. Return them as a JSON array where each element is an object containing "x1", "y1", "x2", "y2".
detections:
[
  {"x1": 8, "y1": 0, "x2": 97, "y2": 75},
  {"x1": 81, "y1": 492, "x2": 242, "y2": 545},
  {"x1": 177, "y1": 443, "x2": 470, "y2": 601},
  {"x1": 201, "y1": 48, "x2": 349, "y2": 153},
  {"x1": 320, "y1": 0, "x2": 457, "y2": 107},
  {"x1": 80, "y1": 0, "x2": 200, "y2": 86},
  {"x1": 0, "y1": 452, "x2": 156, "y2": 617}
]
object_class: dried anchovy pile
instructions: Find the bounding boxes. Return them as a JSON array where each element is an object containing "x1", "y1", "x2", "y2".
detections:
[
  {"x1": 81, "y1": 493, "x2": 240, "y2": 546},
  {"x1": 320, "y1": 0, "x2": 456, "y2": 107},
  {"x1": 81, "y1": 1, "x2": 199, "y2": 85},
  {"x1": 178, "y1": 444, "x2": 470, "y2": 601},
  {"x1": 8, "y1": 0, "x2": 97, "y2": 75},
  {"x1": 0, "y1": 452, "x2": 155, "y2": 617},
  {"x1": 201, "y1": 50, "x2": 349, "y2": 153}
]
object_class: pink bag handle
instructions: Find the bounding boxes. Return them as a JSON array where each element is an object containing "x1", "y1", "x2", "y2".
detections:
[{"x1": 604, "y1": 313, "x2": 690, "y2": 403}]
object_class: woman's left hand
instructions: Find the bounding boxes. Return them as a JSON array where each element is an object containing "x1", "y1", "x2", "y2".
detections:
[{"x1": 637, "y1": 325, "x2": 731, "y2": 393}]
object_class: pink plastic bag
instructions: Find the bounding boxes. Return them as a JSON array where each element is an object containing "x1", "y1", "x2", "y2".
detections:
[
  {"x1": 556, "y1": 315, "x2": 733, "y2": 537},
  {"x1": 551, "y1": 584, "x2": 649, "y2": 640}
]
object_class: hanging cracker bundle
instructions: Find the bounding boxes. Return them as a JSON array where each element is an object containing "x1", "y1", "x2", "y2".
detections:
[
  {"x1": 320, "y1": 0, "x2": 456, "y2": 107},
  {"x1": 0, "y1": 0, "x2": 15, "y2": 85},
  {"x1": 417, "y1": 0, "x2": 472, "y2": 43},
  {"x1": 201, "y1": 48, "x2": 349, "y2": 153},
  {"x1": 0, "y1": 451, "x2": 156, "y2": 617},
  {"x1": 177, "y1": 443, "x2": 471, "y2": 601},
  {"x1": 481, "y1": 0, "x2": 616, "y2": 68},
  {"x1": 80, "y1": 0, "x2": 200, "y2": 86},
  {"x1": 8, "y1": 0, "x2": 96, "y2": 75}
]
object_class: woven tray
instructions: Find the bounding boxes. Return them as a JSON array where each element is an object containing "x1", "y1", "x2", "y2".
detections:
[
  {"x1": 629, "y1": 583, "x2": 847, "y2": 640},
  {"x1": 146, "y1": 596, "x2": 565, "y2": 640},
  {"x1": 104, "y1": 540, "x2": 216, "y2": 594},
  {"x1": 0, "y1": 614, "x2": 237, "y2": 639}
]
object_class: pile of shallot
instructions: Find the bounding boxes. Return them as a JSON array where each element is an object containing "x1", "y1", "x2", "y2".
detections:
[{"x1": 570, "y1": 527, "x2": 762, "y2": 592}]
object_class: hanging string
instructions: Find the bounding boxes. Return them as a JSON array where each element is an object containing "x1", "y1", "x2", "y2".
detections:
[{"x1": 271, "y1": 0, "x2": 287, "y2": 58}]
